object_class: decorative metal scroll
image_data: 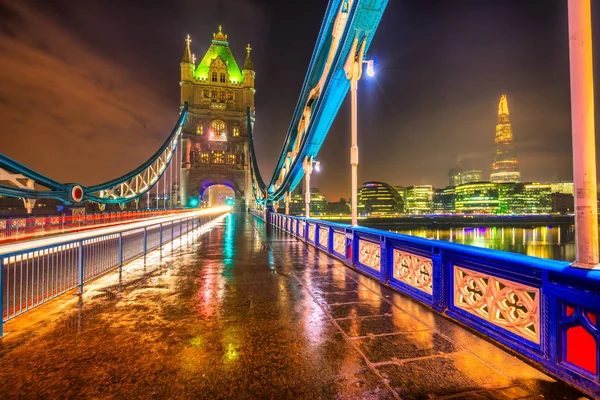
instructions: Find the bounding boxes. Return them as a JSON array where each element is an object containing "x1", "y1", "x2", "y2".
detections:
[
  {"x1": 454, "y1": 265, "x2": 540, "y2": 343},
  {"x1": 358, "y1": 239, "x2": 380, "y2": 271},
  {"x1": 308, "y1": 224, "x2": 316, "y2": 242},
  {"x1": 319, "y1": 227, "x2": 328, "y2": 248},
  {"x1": 393, "y1": 249, "x2": 433, "y2": 295},
  {"x1": 333, "y1": 232, "x2": 345, "y2": 256}
]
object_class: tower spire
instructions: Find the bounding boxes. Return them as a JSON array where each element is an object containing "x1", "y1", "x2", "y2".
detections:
[
  {"x1": 181, "y1": 34, "x2": 193, "y2": 64},
  {"x1": 244, "y1": 43, "x2": 254, "y2": 71},
  {"x1": 498, "y1": 94, "x2": 509, "y2": 116}
]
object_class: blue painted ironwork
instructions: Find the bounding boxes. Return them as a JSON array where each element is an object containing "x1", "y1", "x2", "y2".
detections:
[
  {"x1": 264, "y1": 212, "x2": 600, "y2": 398},
  {"x1": 247, "y1": 0, "x2": 389, "y2": 204},
  {"x1": 0, "y1": 104, "x2": 188, "y2": 206},
  {"x1": 0, "y1": 209, "x2": 227, "y2": 336}
]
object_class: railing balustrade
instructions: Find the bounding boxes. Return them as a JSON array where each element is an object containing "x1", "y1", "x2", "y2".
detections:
[
  {"x1": 0, "y1": 209, "x2": 229, "y2": 335},
  {"x1": 263, "y1": 211, "x2": 600, "y2": 398}
]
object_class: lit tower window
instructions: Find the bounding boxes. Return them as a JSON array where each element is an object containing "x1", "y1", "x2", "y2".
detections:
[
  {"x1": 196, "y1": 125, "x2": 203, "y2": 135},
  {"x1": 233, "y1": 127, "x2": 240, "y2": 137},
  {"x1": 209, "y1": 120, "x2": 227, "y2": 141}
]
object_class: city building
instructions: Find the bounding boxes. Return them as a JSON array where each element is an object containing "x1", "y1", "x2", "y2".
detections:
[
  {"x1": 433, "y1": 187, "x2": 456, "y2": 214},
  {"x1": 180, "y1": 27, "x2": 254, "y2": 209},
  {"x1": 327, "y1": 198, "x2": 350, "y2": 215},
  {"x1": 448, "y1": 164, "x2": 462, "y2": 186},
  {"x1": 461, "y1": 170, "x2": 482, "y2": 184},
  {"x1": 497, "y1": 183, "x2": 552, "y2": 214},
  {"x1": 490, "y1": 94, "x2": 521, "y2": 183},
  {"x1": 552, "y1": 193, "x2": 574, "y2": 214},
  {"x1": 288, "y1": 188, "x2": 328, "y2": 215},
  {"x1": 404, "y1": 185, "x2": 433, "y2": 214},
  {"x1": 550, "y1": 182, "x2": 575, "y2": 195},
  {"x1": 455, "y1": 182, "x2": 499, "y2": 214},
  {"x1": 357, "y1": 182, "x2": 404, "y2": 216}
]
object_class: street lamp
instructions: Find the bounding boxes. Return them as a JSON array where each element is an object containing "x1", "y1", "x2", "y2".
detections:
[
  {"x1": 302, "y1": 156, "x2": 320, "y2": 218},
  {"x1": 344, "y1": 37, "x2": 374, "y2": 226}
]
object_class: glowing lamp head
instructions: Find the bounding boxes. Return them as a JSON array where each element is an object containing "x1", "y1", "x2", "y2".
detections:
[
  {"x1": 314, "y1": 161, "x2": 321, "y2": 172},
  {"x1": 188, "y1": 198, "x2": 199, "y2": 208},
  {"x1": 225, "y1": 198, "x2": 235, "y2": 206},
  {"x1": 366, "y1": 60, "x2": 375, "y2": 77}
]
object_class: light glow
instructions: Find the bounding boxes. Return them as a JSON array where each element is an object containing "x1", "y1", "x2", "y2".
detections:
[{"x1": 366, "y1": 60, "x2": 375, "y2": 77}]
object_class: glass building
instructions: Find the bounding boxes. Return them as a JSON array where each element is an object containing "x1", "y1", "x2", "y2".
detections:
[
  {"x1": 433, "y1": 187, "x2": 456, "y2": 214},
  {"x1": 404, "y1": 185, "x2": 433, "y2": 214},
  {"x1": 455, "y1": 182, "x2": 500, "y2": 214},
  {"x1": 490, "y1": 95, "x2": 521, "y2": 183},
  {"x1": 357, "y1": 182, "x2": 404, "y2": 216}
]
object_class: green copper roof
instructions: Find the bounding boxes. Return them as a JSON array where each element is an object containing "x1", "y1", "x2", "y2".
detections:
[{"x1": 194, "y1": 39, "x2": 243, "y2": 83}]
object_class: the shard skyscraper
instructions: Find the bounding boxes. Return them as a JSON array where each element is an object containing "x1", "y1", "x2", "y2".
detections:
[{"x1": 490, "y1": 94, "x2": 521, "y2": 183}]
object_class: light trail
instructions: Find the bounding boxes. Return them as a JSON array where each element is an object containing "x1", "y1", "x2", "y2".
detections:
[{"x1": 0, "y1": 206, "x2": 231, "y2": 257}]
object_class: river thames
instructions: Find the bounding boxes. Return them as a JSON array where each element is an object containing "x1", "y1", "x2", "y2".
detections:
[{"x1": 389, "y1": 225, "x2": 576, "y2": 261}]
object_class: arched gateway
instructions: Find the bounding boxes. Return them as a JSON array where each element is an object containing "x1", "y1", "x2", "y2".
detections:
[{"x1": 179, "y1": 26, "x2": 254, "y2": 210}]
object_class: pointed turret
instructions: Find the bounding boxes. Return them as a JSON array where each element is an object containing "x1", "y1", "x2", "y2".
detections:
[
  {"x1": 181, "y1": 35, "x2": 195, "y2": 83},
  {"x1": 182, "y1": 34, "x2": 193, "y2": 63},
  {"x1": 244, "y1": 43, "x2": 254, "y2": 71}
]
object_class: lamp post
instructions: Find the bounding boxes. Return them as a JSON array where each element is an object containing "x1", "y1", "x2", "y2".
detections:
[
  {"x1": 568, "y1": 0, "x2": 599, "y2": 268},
  {"x1": 284, "y1": 191, "x2": 291, "y2": 215},
  {"x1": 302, "y1": 157, "x2": 320, "y2": 218},
  {"x1": 344, "y1": 37, "x2": 374, "y2": 226}
]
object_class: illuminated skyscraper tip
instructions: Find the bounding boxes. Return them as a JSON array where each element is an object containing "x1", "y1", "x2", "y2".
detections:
[
  {"x1": 498, "y1": 94, "x2": 509, "y2": 116},
  {"x1": 490, "y1": 94, "x2": 521, "y2": 183}
]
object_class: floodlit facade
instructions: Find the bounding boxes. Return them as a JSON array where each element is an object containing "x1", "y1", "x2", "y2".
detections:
[
  {"x1": 357, "y1": 182, "x2": 404, "y2": 216},
  {"x1": 498, "y1": 183, "x2": 552, "y2": 214},
  {"x1": 180, "y1": 27, "x2": 254, "y2": 208},
  {"x1": 490, "y1": 95, "x2": 521, "y2": 183},
  {"x1": 455, "y1": 182, "x2": 500, "y2": 214},
  {"x1": 461, "y1": 170, "x2": 482, "y2": 184},
  {"x1": 404, "y1": 185, "x2": 433, "y2": 214}
]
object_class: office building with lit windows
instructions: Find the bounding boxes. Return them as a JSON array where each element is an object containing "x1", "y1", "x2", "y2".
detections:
[
  {"x1": 357, "y1": 182, "x2": 404, "y2": 216},
  {"x1": 433, "y1": 187, "x2": 456, "y2": 214},
  {"x1": 455, "y1": 182, "x2": 500, "y2": 214},
  {"x1": 490, "y1": 95, "x2": 521, "y2": 183},
  {"x1": 404, "y1": 185, "x2": 433, "y2": 214}
]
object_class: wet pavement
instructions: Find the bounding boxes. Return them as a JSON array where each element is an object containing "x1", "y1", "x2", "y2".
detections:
[{"x1": 0, "y1": 213, "x2": 590, "y2": 399}]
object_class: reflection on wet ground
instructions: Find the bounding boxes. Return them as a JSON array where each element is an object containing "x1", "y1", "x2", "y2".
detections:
[{"x1": 0, "y1": 213, "x2": 589, "y2": 399}]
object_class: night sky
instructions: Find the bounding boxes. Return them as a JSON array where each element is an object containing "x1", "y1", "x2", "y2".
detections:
[{"x1": 1, "y1": 0, "x2": 599, "y2": 201}]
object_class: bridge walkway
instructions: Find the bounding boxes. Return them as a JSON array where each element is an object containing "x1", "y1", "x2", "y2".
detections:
[{"x1": 0, "y1": 213, "x2": 586, "y2": 399}]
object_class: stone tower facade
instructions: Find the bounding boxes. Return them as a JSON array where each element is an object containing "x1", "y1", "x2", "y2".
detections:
[{"x1": 179, "y1": 26, "x2": 255, "y2": 208}]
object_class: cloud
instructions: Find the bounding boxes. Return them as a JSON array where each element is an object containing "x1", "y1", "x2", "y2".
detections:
[{"x1": 0, "y1": 2, "x2": 175, "y2": 187}]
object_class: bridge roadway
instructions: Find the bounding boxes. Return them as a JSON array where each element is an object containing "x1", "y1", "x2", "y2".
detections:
[{"x1": 0, "y1": 213, "x2": 587, "y2": 399}]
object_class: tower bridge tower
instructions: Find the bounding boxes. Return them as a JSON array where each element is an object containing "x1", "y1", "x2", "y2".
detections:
[
  {"x1": 180, "y1": 26, "x2": 255, "y2": 208},
  {"x1": 490, "y1": 94, "x2": 521, "y2": 183}
]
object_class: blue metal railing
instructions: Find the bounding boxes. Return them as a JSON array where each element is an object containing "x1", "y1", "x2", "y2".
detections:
[
  {"x1": 0, "y1": 209, "x2": 229, "y2": 335},
  {"x1": 263, "y1": 211, "x2": 600, "y2": 398}
]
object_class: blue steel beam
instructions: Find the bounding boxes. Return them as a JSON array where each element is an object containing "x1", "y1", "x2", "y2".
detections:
[{"x1": 248, "y1": 0, "x2": 388, "y2": 204}]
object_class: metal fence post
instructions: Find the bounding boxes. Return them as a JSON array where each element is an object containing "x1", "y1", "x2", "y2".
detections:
[
  {"x1": 159, "y1": 223, "x2": 163, "y2": 254},
  {"x1": 143, "y1": 227, "x2": 147, "y2": 264},
  {"x1": 118, "y1": 232, "x2": 123, "y2": 278},
  {"x1": 78, "y1": 240, "x2": 84, "y2": 295}
]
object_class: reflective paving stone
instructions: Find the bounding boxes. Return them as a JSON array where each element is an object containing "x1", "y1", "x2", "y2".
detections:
[
  {"x1": 336, "y1": 310, "x2": 430, "y2": 337},
  {"x1": 377, "y1": 351, "x2": 513, "y2": 399},
  {"x1": 355, "y1": 330, "x2": 457, "y2": 364},
  {"x1": 328, "y1": 300, "x2": 395, "y2": 319}
]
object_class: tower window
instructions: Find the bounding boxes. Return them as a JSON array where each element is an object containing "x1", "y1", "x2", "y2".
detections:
[
  {"x1": 219, "y1": 91, "x2": 226, "y2": 100},
  {"x1": 210, "y1": 120, "x2": 226, "y2": 135},
  {"x1": 220, "y1": 73, "x2": 226, "y2": 83},
  {"x1": 227, "y1": 154, "x2": 236, "y2": 164},
  {"x1": 196, "y1": 125, "x2": 203, "y2": 135},
  {"x1": 200, "y1": 153, "x2": 209, "y2": 163},
  {"x1": 212, "y1": 151, "x2": 225, "y2": 164},
  {"x1": 212, "y1": 72, "x2": 218, "y2": 82},
  {"x1": 211, "y1": 90, "x2": 217, "y2": 98},
  {"x1": 233, "y1": 127, "x2": 239, "y2": 137},
  {"x1": 203, "y1": 90, "x2": 209, "y2": 98},
  {"x1": 228, "y1": 92, "x2": 234, "y2": 100}
]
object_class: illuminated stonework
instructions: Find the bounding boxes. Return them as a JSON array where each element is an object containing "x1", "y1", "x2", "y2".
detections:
[
  {"x1": 308, "y1": 224, "x2": 316, "y2": 242},
  {"x1": 454, "y1": 265, "x2": 539, "y2": 343},
  {"x1": 333, "y1": 232, "x2": 345, "y2": 256},
  {"x1": 359, "y1": 240, "x2": 380, "y2": 271},
  {"x1": 319, "y1": 227, "x2": 329, "y2": 248},
  {"x1": 393, "y1": 249, "x2": 433, "y2": 294},
  {"x1": 490, "y1": 95, "x2": 521, "y2": 183}
]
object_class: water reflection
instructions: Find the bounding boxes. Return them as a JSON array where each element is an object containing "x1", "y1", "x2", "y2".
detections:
[{"x1": 393, "y1": 225, "x2": 576, "y2": 261}]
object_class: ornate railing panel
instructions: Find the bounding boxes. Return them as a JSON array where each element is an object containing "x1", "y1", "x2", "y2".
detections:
[
  {"x1": 454, "y1": 265, "x2": 539, "y2": 343},
  {"x1": 333, "y1": 232, "x2": 345, "y2": 257},
  {"x1": 318, "y1": 226, "x2": 328, "y2": 248},
  {"x1": 393, "y1": 249, "x2": 433, "y2": 295},
  {"x1": 308, "y1": 224, "x2": 316, "y2": 242},
  {"x1": 358, "y1": 239, "x2": 380, "y2": 271}
]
